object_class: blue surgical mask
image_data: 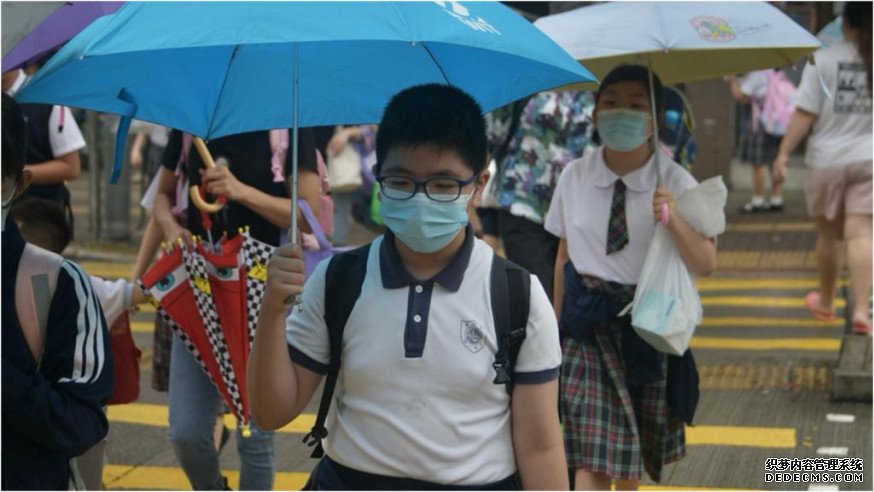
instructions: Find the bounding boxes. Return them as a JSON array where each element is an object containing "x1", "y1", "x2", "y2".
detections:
[
  {"x1": 379, "y1": 193, "x2": 470, "y2": 253},
  {"x1": 597, "y1": 108, "x2": 650, "y2": 151}
]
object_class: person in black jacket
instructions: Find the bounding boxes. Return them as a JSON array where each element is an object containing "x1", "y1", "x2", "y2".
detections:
[{"x1": 1, "y1": 93, "x2": 114, "y2": 490}]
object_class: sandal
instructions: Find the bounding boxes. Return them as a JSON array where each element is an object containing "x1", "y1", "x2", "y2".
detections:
[
  {"x1": 805, "y1": 291, "x2": 836, "y2": 322},
  {"x1": 852, "y1": 319, "x2": 873, "y2": 335}
]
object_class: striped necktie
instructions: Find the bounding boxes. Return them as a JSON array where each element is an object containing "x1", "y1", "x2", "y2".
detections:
[{"x1": 606, "y1": 179, "x2": 629, "y2": 254}]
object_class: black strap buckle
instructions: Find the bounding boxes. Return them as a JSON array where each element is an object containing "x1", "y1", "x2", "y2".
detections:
[{"x1": 492, "y1": 361, "x2": 511, "y2": 385}]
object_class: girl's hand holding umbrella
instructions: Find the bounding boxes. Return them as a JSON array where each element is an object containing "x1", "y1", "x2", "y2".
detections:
[
  {"x1": 201, "y1": 165, "x2": 247, "y2": 202},
  {"x1": 262, "y1": 242, "x2": 306, "y2": 314},
  {"x1": 653, "y1": 187, "x2": 676, "y2": 226}
]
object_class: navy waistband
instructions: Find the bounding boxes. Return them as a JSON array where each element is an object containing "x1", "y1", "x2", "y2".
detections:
[{"x1": 315, "y1": 456, "x2": 520, "y2": 490}]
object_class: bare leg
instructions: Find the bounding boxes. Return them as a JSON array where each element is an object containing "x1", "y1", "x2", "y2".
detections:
[
  {"x1": 574, "y1": 469, "x2": 612, "y2": 491},
  {"x1": 614, "y1": 478, "x2": 640, "y2": 491},
  {"x1": 814, "y1": 217, "x2": 843, "y2": 309},
  {"x1": 771, "y1": 179, "x2": 784, "y2": 203},
  {"x1": 752, "y1": 164, "x2": 766, "y2": 199},
  {"x1": 844, "y1": 214, "x2": 873, "y2": 324}
]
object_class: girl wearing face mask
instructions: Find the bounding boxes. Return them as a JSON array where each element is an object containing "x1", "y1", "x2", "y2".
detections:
[{"x1": 544, "y1": 65, "x2": 717, "y2": 490}]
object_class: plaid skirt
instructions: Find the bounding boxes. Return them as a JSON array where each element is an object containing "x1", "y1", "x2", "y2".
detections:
[
  {"x1": 561, "y1": 321, "x2": 686, "y2": 482},
  {"x1": 739, "y1": 127, "x2": 781, "y2": 166}
]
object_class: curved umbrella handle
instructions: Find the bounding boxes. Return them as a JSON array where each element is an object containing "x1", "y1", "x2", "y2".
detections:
[{"x1": 190, "y1": 137, "x2": 226, "y2": 213}]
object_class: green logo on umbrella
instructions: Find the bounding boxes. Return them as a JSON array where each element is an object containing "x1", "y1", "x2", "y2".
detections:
[{"x1": 691, "y1": 16, "x2": 736, "y2": 42}]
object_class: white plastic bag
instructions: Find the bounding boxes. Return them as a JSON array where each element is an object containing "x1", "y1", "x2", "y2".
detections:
[{"x1": 632, "y1": 176, "x2": 727, "y2": 355}]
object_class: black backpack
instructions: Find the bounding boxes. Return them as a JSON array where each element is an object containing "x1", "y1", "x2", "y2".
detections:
[{"x1": 302, "y1": 243, "x2": 531, "y2": 458}]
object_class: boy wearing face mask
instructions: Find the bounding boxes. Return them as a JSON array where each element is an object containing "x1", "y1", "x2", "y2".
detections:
[
  {"x1": 544, "y1": 65, "x2": 717, "y2": 491},
  {"x1": 1, "y1": 94, "x2": 114, "y2": 490},
  {"x1": 250, "y1": 84, "x2": 566, "y2": 490}
]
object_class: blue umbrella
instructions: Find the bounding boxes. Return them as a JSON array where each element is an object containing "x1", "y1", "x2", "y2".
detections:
[{"x1": 17, "y1": 2, "x2": 594, "y2": 208}]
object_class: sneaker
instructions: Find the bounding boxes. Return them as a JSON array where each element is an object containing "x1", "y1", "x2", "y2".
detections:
[
  {"x1": 768, "y1": 199, "x2": 784, "y2": 213},
  {"x1": 738, "y1": 201, "x2": 770, "y2": 214}
]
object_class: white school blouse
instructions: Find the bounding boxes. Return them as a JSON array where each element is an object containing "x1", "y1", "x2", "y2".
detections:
[{"x1": 544, "y1": 146, "x2": 698, "y2": 285}]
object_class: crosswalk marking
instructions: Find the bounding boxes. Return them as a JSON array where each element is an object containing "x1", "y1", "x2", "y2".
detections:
[
  {"x1": 696, "y1": 278, "x2": 846, "y2": 291},
  {"x1": 686, "y1": 425, "x2": 796, "y2": 448},
  {"x1": 102, "y1": 464, "x2": 750, "y2": 491},
  {"x1": 700, "y1": 317, "x2": 841, "y2": 328},
  {"x1": 103, "y1": 464, "x2": 309, "y2": 490},
  {"x1": 691, "y1": 337, "x2": 840, "y2": 351},
  {"x1": 725, "y1": 222, "x2": 814, "y2": 232},
  {"x1": 108, "y1": 403, "x2": 314, "y2": 434},
  {"x1": 110, "y1": 404, "x2": 796, "y2": 449},
  {"x1": 701, "y1": 296, "x2": 846, "y2": 308}
]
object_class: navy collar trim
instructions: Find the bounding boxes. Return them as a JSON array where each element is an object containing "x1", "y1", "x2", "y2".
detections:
[{"x1": 379, "y1": 224, "x2": 474, "y2": 292}]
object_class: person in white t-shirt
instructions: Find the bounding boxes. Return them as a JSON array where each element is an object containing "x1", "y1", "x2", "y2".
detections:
[
  {"x1": 772, "y1": 3, "x2": 873, "y2": 334},
  {"x1": 545, "y1": 65, "x2": 717, "y2": 491},
  {"x1": 250, "y1": 84, "x2": 566, "y2": 490},
  {"x1": 726, "y1": 69, "x2": 785, "y2": 213}
]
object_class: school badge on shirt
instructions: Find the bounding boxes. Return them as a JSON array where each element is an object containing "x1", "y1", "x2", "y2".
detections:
[{"x1": 461, "y1": 320, "x2": 485, "y2": 353}]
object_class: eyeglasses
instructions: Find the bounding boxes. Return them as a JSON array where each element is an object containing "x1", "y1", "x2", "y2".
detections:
[{"x1": 376, "y1": 174, "x2": 478, "y2": 202}]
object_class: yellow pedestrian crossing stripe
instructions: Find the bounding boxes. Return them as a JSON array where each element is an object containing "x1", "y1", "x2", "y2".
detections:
[
  {"x1": 725, "y1": 221, "x2": 814, "y2": 232},
  {"x1": 690, "y1": 337, "x2": 840, "y2": 351},
  {"x1": 110, "y1": 404, "x2": 796, "y2": 449},
  {"x1": 686, "y1": 425, "x2": 795, "y2": 448},
  {"x1": 79, "y1": 262, "x2": 135, "y2": 278},
  {"x1": 103, "y1": 464, "x2": 310, "y2": 490},
  {"x1": 701, "y1": 296, "x2": 846, "y2": 309},
  {"x1": 108, "y1": 403, "x2": 314, "y2": 434},
  {"x1": 103, "y1": 464, "x2": 750, "y2": 490},
  {"x1": 696, "y1": 277, "x2": 846, "y2": 291},
  {"x1": 700, "y1": 317, "x2": 841, "y2": 328},
  {"x1": 132, "y1": 317, "x2": 842, "y2": 335}
]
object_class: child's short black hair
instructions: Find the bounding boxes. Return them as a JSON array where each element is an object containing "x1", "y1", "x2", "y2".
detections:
[
  {"x1": 13, "y1": 198, "x2": 73, "y2": 254},
  {"x1": 2, "y1": 93, "x2": 27, "y2": 182},
  {"x1": 595, "y1": 64, "x2": 665, "y2": 118},
  {"x1": 375, "y1": 84, "x2": 487, "y2": 175}
]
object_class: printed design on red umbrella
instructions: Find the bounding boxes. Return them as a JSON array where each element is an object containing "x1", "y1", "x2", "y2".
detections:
[
  {"x1": 198, "y1": 235, "x2": 252, "y2": 430},
  {"x1": 182, "y1": 240, "x2": 247, "y2": 429},
  {"x1": 240, "y1": 228, "x2": 274, "y2": 345},
  {"x1": 139, "y1": 244, "x2": 235, "y2": 409}
]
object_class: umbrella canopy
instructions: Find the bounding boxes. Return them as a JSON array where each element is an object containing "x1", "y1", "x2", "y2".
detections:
[
  {"x1": 18, "y1": 1, "x2": 594, "y2": 138},
  {"x1": 2, "y1": 1, "x2": 123, "y2": 73},
  {"x1": 1, "y1": 2, "x2": 64, "y2": 57},
  {"x1": 535, "y1": 1, "x2": 821, "y2": 87},
  {"x1": 817, "y1": 17, "x2": 843, "y2": 48},
  {"x1": 16, "y1": 1, "x2": 595, "y2": 246}
]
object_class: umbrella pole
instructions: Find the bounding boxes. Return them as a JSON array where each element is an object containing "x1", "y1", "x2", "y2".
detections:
[
  {"x1": 648, "y1": 59, "x2": 669, "y2": 225},
  {"x1": 285, "y1": 43, "x2": 303, "y2": 309}
]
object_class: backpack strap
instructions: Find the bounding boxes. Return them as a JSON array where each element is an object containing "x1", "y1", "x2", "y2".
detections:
[
  {"x1": 303, "y1": 243, "x2": 371, "y2": 458},
  {"x1": 489, "y1": 254, "x2": 530, "y2": 395}
]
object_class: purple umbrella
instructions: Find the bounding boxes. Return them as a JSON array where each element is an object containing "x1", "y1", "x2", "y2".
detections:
[{"x1": 2, "y1": 2, "x2": 123, "y2": 73}]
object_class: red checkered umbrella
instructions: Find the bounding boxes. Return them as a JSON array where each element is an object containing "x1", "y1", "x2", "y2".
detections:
[{"x1": 139, "y1": 233, "x2": 274, "y2": 435}]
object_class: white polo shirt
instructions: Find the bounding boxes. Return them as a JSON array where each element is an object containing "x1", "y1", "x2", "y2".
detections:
[
  {"x1": 286, "y1": 228, "x2": 561, "y2": 485},
  {"x1": 544, "y1": 146, "x2": 698, "y2": 285}
]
